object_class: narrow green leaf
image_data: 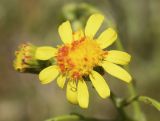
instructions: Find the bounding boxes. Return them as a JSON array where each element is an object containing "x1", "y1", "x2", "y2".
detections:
[
  {"x1": 138, "y1": 96, "x2": 160, "y2": 111},
  {"x1": 45, "y1": 114, "x2": 81, "y2": 121}
]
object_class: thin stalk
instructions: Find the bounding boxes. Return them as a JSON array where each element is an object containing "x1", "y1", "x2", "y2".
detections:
[
  {"x1": 110, "y1": 92, "x2": 127, "y2": 121},
  {"x1": 115, "y1": 38, "x2": 146, "y2": 121}
]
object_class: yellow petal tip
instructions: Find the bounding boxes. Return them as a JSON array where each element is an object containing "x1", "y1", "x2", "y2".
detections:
[
  {"x1": 85, "y1": 13, "x2": 104, "y2": 38},
  {"x1": 80, "y1": 105, "x2": 88, "y2": 109},
  {"x1": 35, "y1": 46, "x2": 57, "y2": 60},
  {"x1": 89, "y1": 71, "x2": 110, "y2": 99},
  {"x1": 101, "y1": 90, "x2": 110, "y2": 99},
  {"x1": 126, "y1": 76, "x2": 132, "y2": 83},
  {"x1": 38, "y1": 66, "x2": 59, "y2": 84},
  {"x1": 97, "y1": 28, "x2": 117, "y2": 49},
  {"x1": 58, "y1": 21, "x2": 73, "y2": 44}
]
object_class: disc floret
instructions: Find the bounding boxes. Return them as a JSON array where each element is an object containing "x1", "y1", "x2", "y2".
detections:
[{"x1": 56, "y1": 37, "x2": 107, "y2": 80}]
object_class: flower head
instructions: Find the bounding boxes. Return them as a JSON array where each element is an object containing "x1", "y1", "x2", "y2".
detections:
[
  {"x1": 36, "y1": 14, "x2": 132, "y2": 108},
  {"x1": 13, "y1": 43, "x2": 40, "y2": 73}
]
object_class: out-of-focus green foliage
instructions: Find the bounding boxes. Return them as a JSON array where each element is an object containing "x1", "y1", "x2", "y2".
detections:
[{"x1": 0, "y1": 0, "x2": 160, "y2": 121}]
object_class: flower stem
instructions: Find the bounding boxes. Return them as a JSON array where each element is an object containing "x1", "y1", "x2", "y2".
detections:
[
  {"x1": 110, "y1": 92, "x2": 128, "y2": 121},
  {"x1": 115, "y1": 38, "x2": 146, "y2": 121}
]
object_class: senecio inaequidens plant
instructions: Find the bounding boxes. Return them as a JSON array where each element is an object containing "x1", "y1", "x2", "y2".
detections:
[
  {"x1": 36, "y1": 14, "x2": 131, "y2": 108},
  {"x1": 14, "y1": 13, "x2": 160, "y2": 121},
  {"x1": 14, "y1": 14, "x2": 131, "y2": 108}
]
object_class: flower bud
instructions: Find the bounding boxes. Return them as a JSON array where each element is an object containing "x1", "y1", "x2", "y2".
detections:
[{"x1": 13, "y1": 43, "x2": 40, "y2": 73}]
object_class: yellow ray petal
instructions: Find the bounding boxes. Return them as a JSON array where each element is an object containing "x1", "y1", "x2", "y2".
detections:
[
  {"x1": 85, "y1": 14, "x2": 104, "y2": 38},
  {"x1": 58, "y1": 21, "x2": 73, "y2": 44},
  {"x1": 35, "y1": 46, "x2": 57, "y2": 60},
  {"x1": 89, "y1": 71, "x2": 110, "y2": 98},
  {"x1": 39, "y1": 65, "x2": 59, "y2": 84},
  {"x1": 57, "y1": 75, "x2": 66, "y2": 89},
  {"x1": 105, "y1": 50, "x2": 131, "y2": 65},
  {"x1": 66, "y1": 81, "x2": 78, "y2": 104},
  {"x1": 73, "y1": 29, "x2": 84, "y2": 41},
  {"x1": 97, "y1": 28, "x2": 117, "y2": 49},
  {"x1": 77, "y1": 80, "x2": 89, "y2": 108},
  {"x1": 102, "y1": 61, "x2": 132, "y2": 83}
]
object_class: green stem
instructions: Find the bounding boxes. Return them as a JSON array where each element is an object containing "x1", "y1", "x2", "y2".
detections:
[
  {"x1": 115, "y1": 38, "x2": 146, "y2": 121},
  {"x1": 110, "y1": 92, "x2": 127, "y2": 121}
]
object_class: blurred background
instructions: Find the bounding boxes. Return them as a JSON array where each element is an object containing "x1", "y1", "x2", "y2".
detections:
[{"x1": 0, "y1": 0, "x2": 160, "y2": 121}]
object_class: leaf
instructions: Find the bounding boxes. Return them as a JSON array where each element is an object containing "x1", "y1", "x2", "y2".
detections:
[
  {"x1": 138, "y1": 96, "x2": 160, "y2": 111},
  {"x1": 45, "y1": 114, "x2": 81, "y2": 121},
  {"x1": 45, "y1": 114, "x2": 115, "y2": 121}
]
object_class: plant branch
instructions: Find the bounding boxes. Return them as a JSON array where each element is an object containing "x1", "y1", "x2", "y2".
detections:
[{"x1": 115, "y1": 38, "x2": 146, "y2": 121}]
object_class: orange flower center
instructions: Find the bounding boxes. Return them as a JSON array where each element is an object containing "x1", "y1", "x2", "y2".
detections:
[{"x1": 56, "y1": 37, "x2": 107, "y2": 80}]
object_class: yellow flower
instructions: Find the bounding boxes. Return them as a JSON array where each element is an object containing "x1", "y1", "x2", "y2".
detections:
[{"x1": 36, "y1": 14, "x2": 132, "y2": 108}]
